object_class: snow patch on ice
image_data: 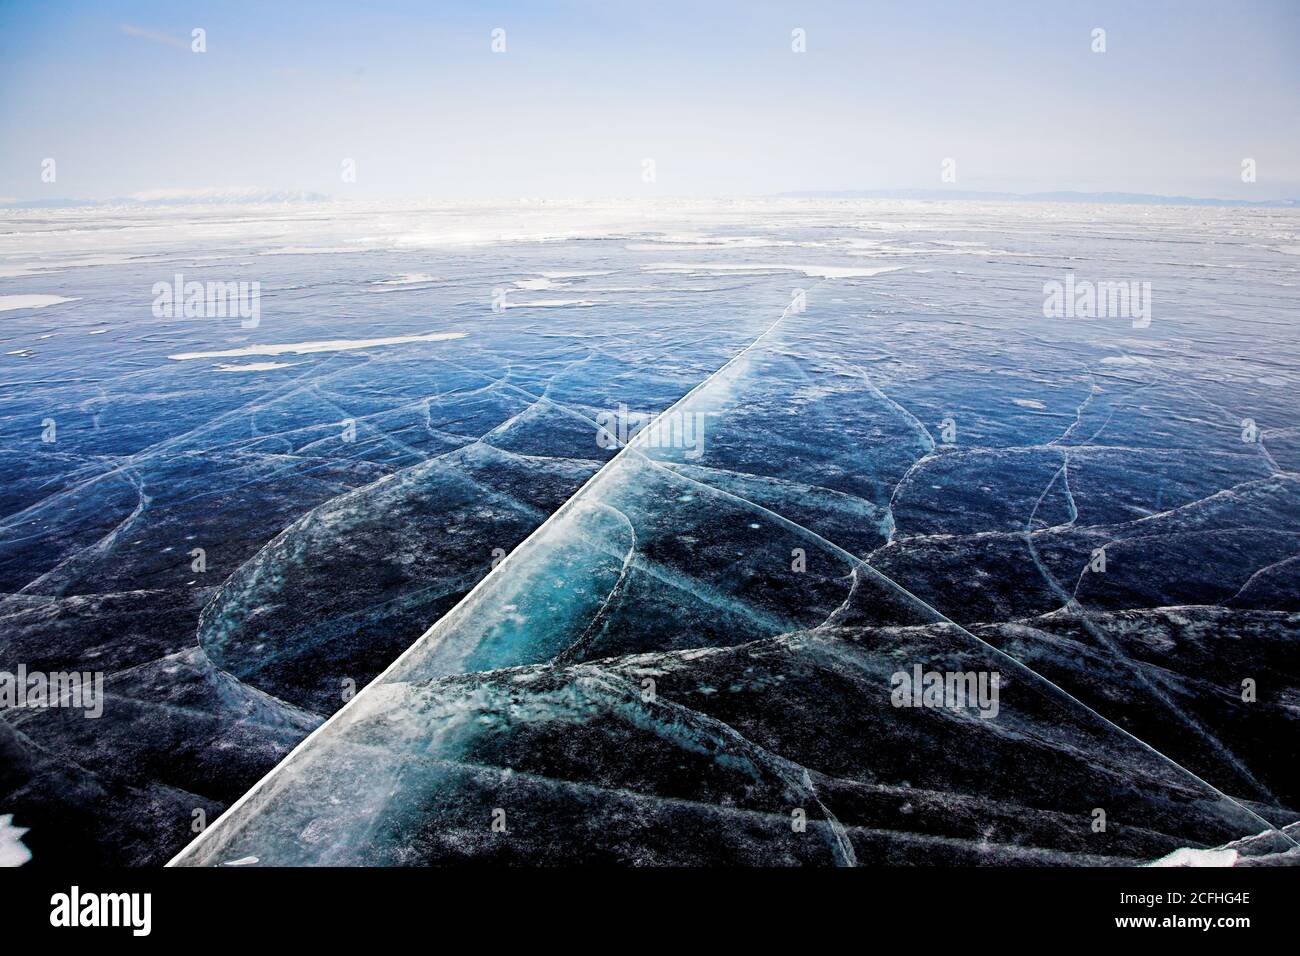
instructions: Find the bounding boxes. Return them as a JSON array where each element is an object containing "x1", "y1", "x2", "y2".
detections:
[
  {"x1": 375, "y1": 273, "x2": 438, "y2": 285},
  {"x1": 641, "y1": 262, "x2": 903, "y2": 279},
  {"x1": 214, "y1": 361, "x2": 301, "y2": 372},
  {"x1": 1148, "y1": 847, "x2": 1239, "y2": 867},
  {"x1": 0, "y1": 815, "x2": 31, "y2": 867},
  {"x1": 168, "y1": 331, "x2": 467, "y2": 360},
  {"x1": 506, "y1": 299, "x2": 596, "y2": 308},
  {"x1": 0, "y1": 294, "x2": 79, "y2": 312}
]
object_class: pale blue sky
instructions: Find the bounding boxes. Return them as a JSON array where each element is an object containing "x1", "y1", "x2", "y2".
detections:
[{"x1": 2, "y1": 0, "x2": 1297, "y2": 200}]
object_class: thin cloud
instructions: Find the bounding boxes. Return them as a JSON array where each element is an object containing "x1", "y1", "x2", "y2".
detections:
[{"x1": 119, "y1": 24, "x2": 190, "y2": 51}]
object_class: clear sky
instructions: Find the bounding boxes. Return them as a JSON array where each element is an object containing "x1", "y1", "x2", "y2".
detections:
[{"x1": 2, "y1": 0, "x2": 1297, "y2": 201}]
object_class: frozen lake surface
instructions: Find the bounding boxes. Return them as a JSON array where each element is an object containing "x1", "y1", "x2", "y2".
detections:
[{"x1": 2, "y1": 199, "x2": 1298, "y2": 865}]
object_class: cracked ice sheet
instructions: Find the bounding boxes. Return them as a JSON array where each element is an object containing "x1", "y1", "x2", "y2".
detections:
[
  {"x1": 5, "y1": 199, "x2": 1298, "y2": 866},
  {"x1": 663, "y1": 282, "x2": 1300, "y2": 841},
  {"x1": 170, "y1": 486, "x2": 1288, "y2": 864},
  {"x1": 624, "y1": 260, "x2": 1300, "y2": 833},
  {"x1": 175, "y1": 251, "x2": 1296, "y2": 865},
  {"x1": 2, "y1": 202, "x2": 836, "y2": 865}
]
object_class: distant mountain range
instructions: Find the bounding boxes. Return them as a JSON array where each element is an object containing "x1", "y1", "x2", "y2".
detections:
[
  {"x1": 771, "y1": 188, "x2": 1299, "y2": 208},
  {"x1": 4, "y1": 188, "x2": 1297, "y2": 210},
  {"x1": 0, "y1": 188, "x2": 332, "y2": 209}
]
